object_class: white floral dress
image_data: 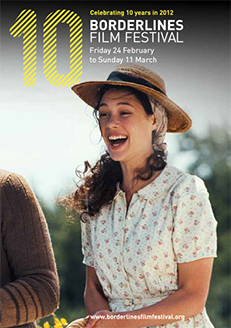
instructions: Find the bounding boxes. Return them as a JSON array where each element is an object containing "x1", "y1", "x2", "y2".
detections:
[{"x1": 81, "y1": 164, "x2": 218, "y2": 327}]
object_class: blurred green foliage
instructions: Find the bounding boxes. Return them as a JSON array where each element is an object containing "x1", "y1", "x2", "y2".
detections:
[
  {"x1": 39, "y1": 125, "x2": 230, "y2": 327},
  {"x1": 40, "y1": 204, "x2": 86, "y2": 323}
]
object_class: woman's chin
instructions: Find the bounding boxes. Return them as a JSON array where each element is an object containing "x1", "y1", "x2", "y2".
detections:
[
  {"x1": 109, "y1": 152, "x2": 126, "y2": 162},
  {"x1": 108, "y1": 148, "x2": 129, "y2": 162}
]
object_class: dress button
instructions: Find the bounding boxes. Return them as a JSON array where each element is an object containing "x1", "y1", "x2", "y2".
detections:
[
  {"x1": 123, "y1": 283, "x2": 128, "y2": 288},
  {"x1": 124, "y1": 299, "x2": 130, "y2": 306},
  {"x1": 134, "y1": 299, "x2": 141, "y2": 305}
]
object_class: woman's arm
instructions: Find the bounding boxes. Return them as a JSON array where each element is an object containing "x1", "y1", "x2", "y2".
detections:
[
  {"x1": 86, "y1": 257, "x2": 214, "y2": 328},
  {"x1": 0, "y1": 173, "x2": 59, "y2": 327},
  {"x1": 84, "y1": 266, "x2": 110, "y2": 315}
]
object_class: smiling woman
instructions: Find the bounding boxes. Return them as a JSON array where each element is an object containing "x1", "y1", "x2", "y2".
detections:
[
  {"x1": 65, "y1": 64, "x2": 217, "y2": 328},
  {"x1": 70, "y1": 84, "x2": 168, "y2": 216},
  {"x1": 98, "y1": 88, "x2": 155, "y2": 160}
]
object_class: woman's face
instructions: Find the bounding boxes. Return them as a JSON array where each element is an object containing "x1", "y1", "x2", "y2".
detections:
[{"x1": 98, "y1": 89, "x2": 156, "y2": 165}]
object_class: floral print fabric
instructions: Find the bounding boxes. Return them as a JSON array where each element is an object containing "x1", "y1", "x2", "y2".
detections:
[{"x1": 81, "y1": 165, "x2": 217, "y2": 327}]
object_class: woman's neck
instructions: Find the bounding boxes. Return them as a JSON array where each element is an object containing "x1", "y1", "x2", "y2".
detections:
[
  {"x1": 120, "y1": 168, "x2": 162, "y2": 211},
  {"x1": 121, "y1": 169, "x2": 161, "y2": 193},
  {"x1": 120, "y1": 159, "x2": 163, "y2": 196},
  {"x1": 119, "y1": 150, "x2": 153, "y2": 189}
]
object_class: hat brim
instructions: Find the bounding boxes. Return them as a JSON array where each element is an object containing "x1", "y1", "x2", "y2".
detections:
[{"x1": 72, "y1": 80, "x2": 192, "y2": 133}]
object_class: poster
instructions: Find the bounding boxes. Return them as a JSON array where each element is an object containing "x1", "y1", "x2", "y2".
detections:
[
  {"x1": 0, "y1": 1, "x2": 230, "y2": 199},
  {"x1": 0, "y1": 1, "x2": 230, "y2": 326}
]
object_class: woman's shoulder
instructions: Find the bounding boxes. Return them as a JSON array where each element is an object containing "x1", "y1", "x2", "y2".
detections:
[{"x1": 166, "y1": 164, "x2": 208, "y2": 197}]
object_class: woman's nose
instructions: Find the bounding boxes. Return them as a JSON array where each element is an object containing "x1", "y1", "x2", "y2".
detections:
[{"x1": 106, "y1": 114, "x2": 120, "y2": 129}]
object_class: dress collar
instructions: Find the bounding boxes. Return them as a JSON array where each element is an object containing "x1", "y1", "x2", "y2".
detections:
[{"x1": 114, "y1": 164, "x2": 185, "y2": 201}]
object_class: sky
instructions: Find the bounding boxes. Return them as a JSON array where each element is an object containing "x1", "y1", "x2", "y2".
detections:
[{"x1": 0, "y1": 1, "x2": 230, "y2": 203}]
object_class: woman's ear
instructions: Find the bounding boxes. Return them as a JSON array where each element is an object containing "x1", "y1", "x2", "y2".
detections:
[{"x1": 151, "y1": 115, "x2": 157, "y2": 131}]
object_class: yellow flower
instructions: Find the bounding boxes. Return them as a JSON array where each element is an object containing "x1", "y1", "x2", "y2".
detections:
[
  {"x1": 43, "y1": 322, "x2": 50, "y2": 328},
  {"x1": 60, "y1": 318, "x2": 68, "y2": 326},
  {"x1": 54, "y1": 324, "x2": 62, "y2": 328},
  {"x1": 53, "y1": 317, "x2": 61, "y2": 325}
]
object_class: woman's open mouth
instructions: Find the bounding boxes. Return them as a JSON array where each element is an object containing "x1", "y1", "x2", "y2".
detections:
[{"x1": 108, "y1": 135, "x2": 128, "y2": 149}]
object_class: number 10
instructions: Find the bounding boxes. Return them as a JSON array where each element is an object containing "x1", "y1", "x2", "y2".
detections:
[{"x1": 10, "y1": 9, "x2": 83, "y2": 87}]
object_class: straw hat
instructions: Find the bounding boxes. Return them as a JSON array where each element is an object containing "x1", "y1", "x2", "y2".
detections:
[{"x1": 72, "y1": 64, "x2": 192, "y2": 133}]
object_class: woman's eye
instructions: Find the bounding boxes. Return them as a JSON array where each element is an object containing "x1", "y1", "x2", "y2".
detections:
[
  {"x1": 99, "y1": 113, "x2": 108, "y2": 118},
  {"x1": 121, "y1": 112, "x2": 130, "y2": 116}
]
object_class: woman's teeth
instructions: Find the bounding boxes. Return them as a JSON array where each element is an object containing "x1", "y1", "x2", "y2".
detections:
[
  {"x1": 108, "y1": 135, "x2": 128, "y2": 140},
  {"x1": 108, "y1": 135, "x2": 128, "y2": 146}
]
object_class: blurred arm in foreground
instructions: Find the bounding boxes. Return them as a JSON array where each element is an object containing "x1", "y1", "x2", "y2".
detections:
[{"x1": 0, "y1": 170, "x2": 59, "y2": 328}]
